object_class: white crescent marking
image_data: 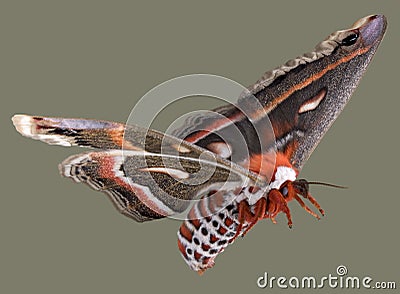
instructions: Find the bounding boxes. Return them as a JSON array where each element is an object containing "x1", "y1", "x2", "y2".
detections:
[{"x1": 139, "y1": 167, "x2": 190, "y2": 179}]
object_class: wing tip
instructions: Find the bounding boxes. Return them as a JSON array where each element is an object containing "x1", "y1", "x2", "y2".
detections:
[
  {"x1": 12, "y1": 114, "x2": 73, "y2": 147},
  {"x1": 12, "y1": 114, "x2": 35, "y2": 138}
]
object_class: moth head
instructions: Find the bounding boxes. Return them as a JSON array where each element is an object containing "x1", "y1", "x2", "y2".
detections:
[{"x1": 277, "y1": 179, "x2": 308, "y2": 203}]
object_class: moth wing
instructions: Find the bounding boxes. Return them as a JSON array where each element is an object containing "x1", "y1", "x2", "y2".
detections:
[
  {"x1": 12, "y1": 114, "x2": 130, "y2": 150},
  {"x1": 59, "y1": 150, "x2": 160, "y2": 222},
  {"x1": 172, "y1": 15, "x2": 387, "y2": 172},
  {"x1": 59, "y1": 149, "x2": 254, "y2": 222},
  {"x1": 13, "y1": 114, "x2": 259, "y2": 222},
  {"x1": 11, "y1": 114, "x2": 248, "y2": 160}
]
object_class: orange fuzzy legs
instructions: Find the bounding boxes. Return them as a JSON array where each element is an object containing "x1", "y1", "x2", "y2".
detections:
[
  {"x1": 265, "y1": 189, "x2": 293, "y2": 228},
  {"x1": 234, "y1": 179, "x2": 325, "y2": 238}
]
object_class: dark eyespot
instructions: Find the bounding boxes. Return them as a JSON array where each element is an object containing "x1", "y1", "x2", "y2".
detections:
[
  {"x1": 187, "y1": 248, "x2": 193, "y2": 255},
  {"x1": 280, "y1": 186, "x2": 289, "y2": 197},
  {"x1": 341, "y1": 33, "x2": 359, "y2": 46}
]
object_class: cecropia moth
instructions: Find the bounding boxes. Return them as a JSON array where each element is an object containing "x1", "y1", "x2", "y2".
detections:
[{"x1": 12, "y1": 15, "x2": 386, "y2": 274}]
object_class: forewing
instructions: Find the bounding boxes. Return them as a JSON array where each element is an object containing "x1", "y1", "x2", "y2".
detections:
[{"x1": 172, "y1": 15, "x2": 387, "y2": 171}]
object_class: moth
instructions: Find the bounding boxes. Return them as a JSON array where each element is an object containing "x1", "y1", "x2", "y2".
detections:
[{"x1": 12, "y1": 15, "x2": 386, "y2": 274}]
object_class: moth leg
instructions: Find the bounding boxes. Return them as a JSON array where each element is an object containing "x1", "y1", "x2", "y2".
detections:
[
  {"x1": 293, "y1": 194, "x2": 320, "y2": 220},
  {"x1": 266, "y1": 190, "x2": 293, "y2": 228},
  {"x1": 234, "y1": 201, "x2": 252, "y2": 239},
  {"x1": 240, "y1": 198, "x2": 267, "y2": 236},
  {"x1": 292, "y1": 180, "x2": 325, "y2": 216},
  {"x1": 234, "y1": 198, "x2": 267, "y2": 238},
  {"x1": 302, "y1": 193, "x2": 325, "y2": 216}
]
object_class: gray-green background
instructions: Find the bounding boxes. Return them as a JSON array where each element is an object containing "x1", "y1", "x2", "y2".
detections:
[{"x1": 1, "y1": 1, "x2": 399, "y2": 293}]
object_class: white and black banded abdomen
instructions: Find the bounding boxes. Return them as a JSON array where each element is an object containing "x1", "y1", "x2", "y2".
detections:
[{"x1": 177, "y1": 191, "x2": 250, "y2": 273}]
